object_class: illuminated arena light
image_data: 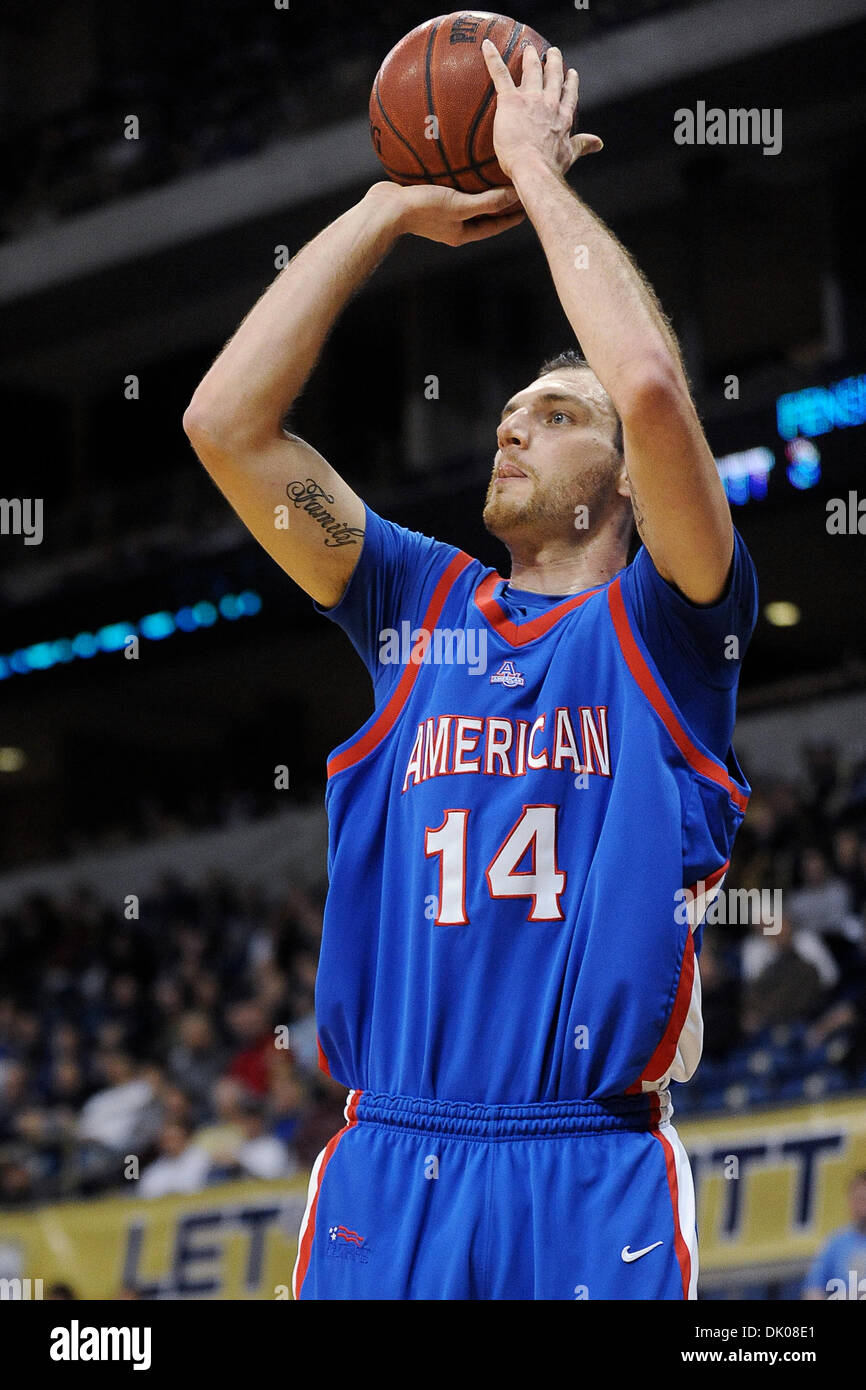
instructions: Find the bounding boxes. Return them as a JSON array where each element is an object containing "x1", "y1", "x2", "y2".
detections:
[
  {"x1": 218, "y1": 595, "x2": 241, "y2": 620},
  {"x1": 776, "y1": 372, "x2": 866, "y2": 440},
  {"x1": 764, "y1": 601, "x2": 801, "y2": 627},
  {"x1": 174, "y1": 607, "x2": 198, "y2": 633},
  {"x1": 97, "y1": 622, "x2": 134, "y2": 652},
  {"x1": 237, "y1": 590, "x2": 262, "y2": 616},
  {"x1": 785, "y1": 437, "x2": 822, "y2": 490},
  {"x1": 0, "y1": 592, "x2": 262, "y2": 681},
  {"x1": 0, "y1": 746, "x2": 27, "y2": 772},
  {"x1": 192, "y1": 601, "x2": 218, "y2": 627},
  {"x1": 139, "y1": 612, "x2": 175, "y2": 641},
  {"x1": 71, "y1": 632, "x2": 99, "y2": 659},
  {"x1": 715, "y1": 446, "x2": 775, "y2": 504}
]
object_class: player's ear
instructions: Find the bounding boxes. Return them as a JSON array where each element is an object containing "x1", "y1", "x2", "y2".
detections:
[{"x1": 615, "y1": 459, "x2": 630, "y2": 500}]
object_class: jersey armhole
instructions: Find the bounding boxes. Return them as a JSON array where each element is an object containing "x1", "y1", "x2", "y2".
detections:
[{"x1": 608, "y1": 575, "x2": 750, "y2": 811}]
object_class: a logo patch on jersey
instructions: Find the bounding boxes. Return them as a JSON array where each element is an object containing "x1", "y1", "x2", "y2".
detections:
[
  {"x1": 327, "y1": 1225, "x2": 372, "y2": 1263},
  {"x1": 490, "y1": 660, "x2": 525, "y2": 689},
  {"x1": 330, "y1": 1224, "x2": 363, "y2": 1245}
]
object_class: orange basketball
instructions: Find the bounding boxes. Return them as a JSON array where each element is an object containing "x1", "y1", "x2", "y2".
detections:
[{"x1": 370, "y1": 11, "x2": 567, "y2": 193}]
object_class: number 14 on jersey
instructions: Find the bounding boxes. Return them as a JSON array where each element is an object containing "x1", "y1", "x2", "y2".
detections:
[{"x1": 424, "y1": 805, "x2": 567, "y2": 925}]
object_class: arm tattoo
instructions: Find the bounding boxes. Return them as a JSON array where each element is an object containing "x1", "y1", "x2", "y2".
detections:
[{"x1": 287, "y1": 478, "x2": 364, "y2": 548}]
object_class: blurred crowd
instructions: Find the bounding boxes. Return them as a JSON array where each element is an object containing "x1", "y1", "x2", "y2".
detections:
[
  {"x1": 1, "y1": 736, "x2": 866, "y2": 1207},
  {"x1": 0, "y1": 873, "x2": 346, "y2": 1206},
  {"x1": 2, "y1": 0, "x2": 697, "y2": 242},
  {"x1": 689, "y1": 739, "x2": 866, "y2": 1105}
]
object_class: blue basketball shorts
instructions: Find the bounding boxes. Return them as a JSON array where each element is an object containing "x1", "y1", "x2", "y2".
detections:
[{"x1": 293, "y1": 1090, "x2": 697, "y2": 1300}]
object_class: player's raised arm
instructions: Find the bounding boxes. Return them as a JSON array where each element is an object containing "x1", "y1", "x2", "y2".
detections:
[
  {"x1": 482, "y1": 40, "x2": 733, "y2": 606},
  {"x1": 183, "y1": 181, "x2": 523, "y2": 608}
]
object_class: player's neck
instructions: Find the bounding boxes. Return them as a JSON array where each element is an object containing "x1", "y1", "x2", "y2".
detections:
[{"x1": 505, "y1": 530, "x2": 629, "y2": 596}]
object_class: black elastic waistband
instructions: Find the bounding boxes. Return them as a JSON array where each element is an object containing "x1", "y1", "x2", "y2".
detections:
[{"x1": 351, "y1": 1090, "x2": 668, "y2": 1139}]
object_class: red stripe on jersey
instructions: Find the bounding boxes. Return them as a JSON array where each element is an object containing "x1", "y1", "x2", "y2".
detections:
[
  {"x1": 653, "y1": 1129, "x2": 691, "y2": 1299},
  {"x1": 293, "y1": 1091, "x2": 363, "y2": 1300},
  {"x1": 696, "y1": 861, "x2": 729, "y2": 896},
  {"x1": 625, "y1": 861, "x2": 729, "y2": 1096},
  {"x1": 316, "y1": 1035, "x2": 331, "y2": 1076},
  {"x1": 624, "y1": 925, "x2": 696, "y2": 1095},
  {"x1": 327, "y1": 552, "x2": 475, "y2": 777},
  {"x1": 683, "y1": 860, "x2": 730, "y2": 921},
  {"x1": 644, "y1": 929, "x2": 695, "y2": 1085},
  {"x1": 474, "y1": 572, "x2": 603, "y2": 646},
  {"x1": 607, "y1": 578, "x2": 749, "y2": 811}
]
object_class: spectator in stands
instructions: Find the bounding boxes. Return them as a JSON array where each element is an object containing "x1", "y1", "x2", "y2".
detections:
[
  {"x1": 801, "y1": 741, "x2": 841, "y2": 818},
  {"x1": 763, "y1": 779, "x2": 803, "y2": 883},
  {"x1": 94, "y1": 1020, "x2": 131, "y2": 1055},
  {"x1": 803, "y1": 1170, "x2": 866, "y2": 1299},
  {"x1": 193, "y1": 1076, "x2": 247, "y2": 1169},
  {"x1": 137, "y1": 1118, "x2": 212, "y2": 1198},
  {"x1": 804, "y1": 924, "x2": 866, "y2": 1082},
  {"x1": 12, "y1": 1008, "x2": 44, "y2": 1062},
  {"x1": 833, "y1": 826, "x2": 866, "y2": 916},
  {"x1": 224, "y1": 998, "x2": 275, "y2": 1095},
  {"x1": 788, "y1": 846, "x2": 862, "y2": 966},
  {"x1": 805, "y1": 996, "x2": 862, "y2": 1068},
  {"x1": 286, "y1": 950, "x2": 320, "y2": 1075},
  {"x1": 42, "y1": 1057, "x2": 88, "y2": 1113},
  {"x1": 252, "y1": 961, "x2": 290, "y2": 1018},
  {"x1": 290, "y1": 1075, "x2": 354, "y2": 1171},
  {"x1": 43, "y1": 1021, "x2": 86, "y2": 1072},
  {"x1": 10, "y1": 1102, "x2": 76, "y2": 1187},
  {"x1": 230, "y1": 1094, "x2": 297, "y2": 1181},
  {"x1": 698, "y1": 937, "x2": 742, "y2": 1059},
  {"x1": 4, "y1": 1057, "x2": 88, "y2": 1194},
  {"x1": 76, "y1": 1049, "x2": 160, "y2": 1154},
  {"x1": 0, "y1": 1060, "x2": 31, "y2": 1143},
  {"x1": 166, "y1": 1010, "x2": 227, "y2": 1115},
  {"x1": 154, "y1": 1078, "x2": 196, "y2": 1128},
  {"x1": 740, "y1": 913, "x2": 838, "y2": 1036},
  {"x1": 728, "y1": 791, "x2": 777, "y2": 892},
  {"x1": 190, "y1": 971, "x2": 221, "y2": 1016},
  {"x1": 0, "y1": 1151, "x2": 36, "y2": 1205},
  {"x1": 270, "y1": 1069, "x2": 307, "y2": 1148},
  {"x1": 150, "y1": 973, "x2": 186, "y2": 1030},
  {"x1": 104, "y1": 973, "x2": 147, "y2": 1052}
]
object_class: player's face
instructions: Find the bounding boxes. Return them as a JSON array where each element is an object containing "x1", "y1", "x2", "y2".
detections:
[{"x1": 483, "y1": 369, "x2": 624, "y2": 544}]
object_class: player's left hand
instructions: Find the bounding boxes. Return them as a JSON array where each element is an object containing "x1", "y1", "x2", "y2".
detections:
[{"x1": 481, "y1": 40, "x2": 603, "y2": 181}]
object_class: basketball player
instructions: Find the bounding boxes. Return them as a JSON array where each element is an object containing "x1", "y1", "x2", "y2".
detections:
[{"x1": 184, "y1": 43, "x2": 758, "y2": 1299}]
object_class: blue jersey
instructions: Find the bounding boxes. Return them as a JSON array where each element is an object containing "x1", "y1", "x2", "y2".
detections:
[{"x1": 312, "y1": 505, "x2": 757, "y2": 1106}]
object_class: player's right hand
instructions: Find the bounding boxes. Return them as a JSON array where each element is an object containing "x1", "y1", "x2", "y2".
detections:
[{"x1": 366, "y1": 180, "x2": 525, "y2": 246}]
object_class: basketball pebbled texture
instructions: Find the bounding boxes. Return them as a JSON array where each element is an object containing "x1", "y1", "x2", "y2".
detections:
[{"x1": 369, "y1": 11, "x2": 574, "y2": 193}]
